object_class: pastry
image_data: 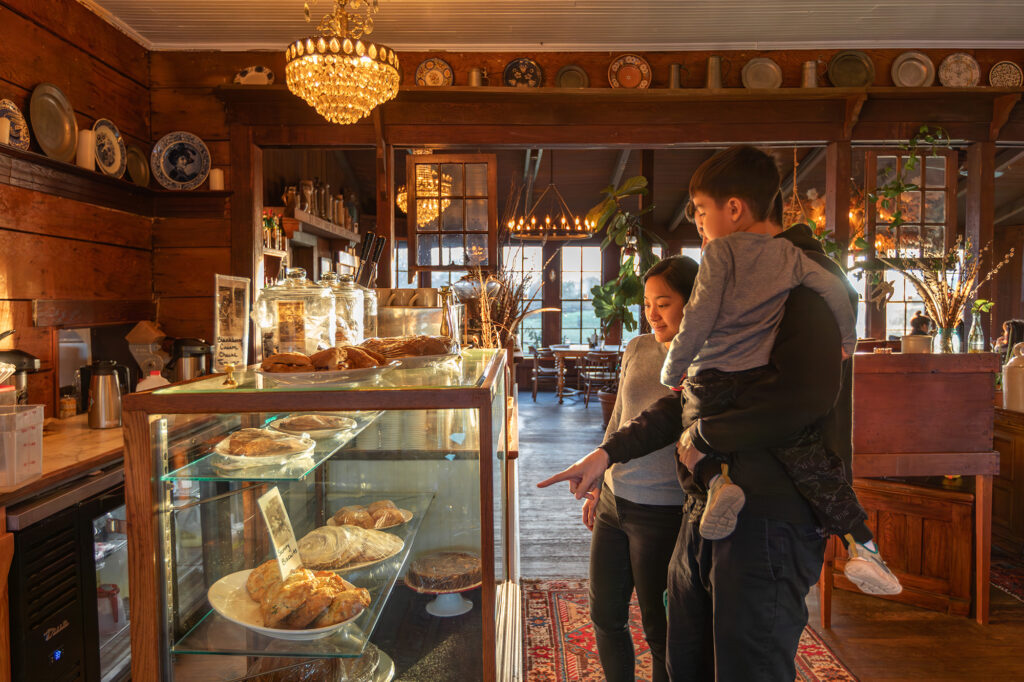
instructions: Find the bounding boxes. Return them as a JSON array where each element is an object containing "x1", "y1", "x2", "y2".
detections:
[
  {"x1": 260, "y1": 568, "x2": 326, "y2": 629},
  {"x1": 367, "y1": 499, "x2": 396, "y2": 514},
  {"x1": 246, "y1": 559, "x2": 284, "y2": 601},
  {"x1": 250, "y1": 564, "x2": 369, "y2": 630},
  {"x1": 309, "y1": 347, "x2": 345, "y2": 370},
  {"x1": 220, "y1": 428, "x2": 308, "y2": 457},
  {"x1": 310, "y1": 571, "x2": 371, "y2": 627},
  {"x1": 261, "y1": 352, "x2": 314, "y2": 373},
  {"x1": 406, "y1": 551, "x2": 482, "y2": 592},
  {"x1": 275, "y1": 414, "x2": 356, "y2": 432},
  {"x1": 359, "y1": 335, "x2": 455, "y2": 358},
  {"x1": 298, "y1": 525, "x2": 362, "y2": 570},
  {"x1": 372, "y1": 507, "x2": 407, "y2": 528},
  {"x1": 333, "y1": 508, "x2": 375, "y2": 529},
  {"x1": 337, "y1": 345, "x2": 381, "y2": 369}
]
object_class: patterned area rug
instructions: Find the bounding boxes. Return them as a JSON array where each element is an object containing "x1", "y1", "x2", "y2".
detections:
[
  {"x1": 991, "y1": 551, "x2": 1024, "y2": 603},
  {"x1": 523, "y1": 578, "x2": 857, "y2": 682}
]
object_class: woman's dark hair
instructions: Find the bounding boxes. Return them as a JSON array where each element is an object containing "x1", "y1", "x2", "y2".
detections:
[
  {"x1": 643, "y1": 255, "x2": 699, "y2": 302},
  {"x1": 1004, "y1": 319, "x2": 1024, "y2": 364}
]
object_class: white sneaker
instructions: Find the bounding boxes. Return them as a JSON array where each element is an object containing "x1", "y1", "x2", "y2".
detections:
[
  {"x1": 843, "y1": 535, "x2": 903, "y2": 595},
  {"x1": 699, "y1": 465, "x2": 746, "y2": 540}
]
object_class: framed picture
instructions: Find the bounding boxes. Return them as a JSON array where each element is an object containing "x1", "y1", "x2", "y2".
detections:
[{"x1": 214, "y1": 274, "x2": 251, "y2": 372}]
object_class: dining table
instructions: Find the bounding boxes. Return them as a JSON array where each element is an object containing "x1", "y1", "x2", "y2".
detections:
[{"x1": 549, "y1": 344, "x2": 622, "y2": 403}]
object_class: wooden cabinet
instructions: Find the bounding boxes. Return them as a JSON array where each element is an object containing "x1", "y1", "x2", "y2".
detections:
[{"x1": 994, "y1": 408, "x2": 1024, "y2": 552}]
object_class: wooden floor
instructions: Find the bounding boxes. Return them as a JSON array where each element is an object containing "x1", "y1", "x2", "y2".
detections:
[{"x1": 517, "y1": 388, "x2": 1024, "y2": 681}]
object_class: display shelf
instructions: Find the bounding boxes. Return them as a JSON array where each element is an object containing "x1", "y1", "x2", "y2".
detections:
[
  {"x1": 162, "y1": 410, "x2": 384, "y2": 482},
  {"x1": 284, "y1": 208, "x2": 361, "y2": 244},
  {"x1": 171, "y1": 490, "x2": 433, "y2": 658},
  {"x1": 262, "y1": 248, "x2": 288, "y2": 259}
]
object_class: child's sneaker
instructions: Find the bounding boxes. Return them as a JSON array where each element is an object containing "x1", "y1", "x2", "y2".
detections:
[
  {"x1": 843, "y1": 534, "x2": 903, "y2": 595},
  {"x1": 699, "y1": 464, "x2": 746, "y2": 540}
]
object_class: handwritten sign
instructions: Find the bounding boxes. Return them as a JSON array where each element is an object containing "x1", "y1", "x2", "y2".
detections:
[
  {"x1": 214, "y1": 274, "x2": 250, "y2": 372},
  {"x1": 257, "y1": 487, "x2": 303, "y2": 580}
]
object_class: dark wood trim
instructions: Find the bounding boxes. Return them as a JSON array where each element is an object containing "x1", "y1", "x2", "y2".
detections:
[
  {"x1": 825, "y1": 141, "x2": 852, "y2": 263},
  {"x1": 967, "y1": 142, "x2": 997, "y2": 318},
  {"x1": 478, "y1": 401, "x2": 497, "y2": 682},
  {"x1": 542, "y1": 242, "x2": 562, "y2": 346},
  {"x1": 32, "y1": 299, "x2": 156, "y2": 328},
  {"x1": 124, "y1": 408, "x2": 159, "y2": 682}
]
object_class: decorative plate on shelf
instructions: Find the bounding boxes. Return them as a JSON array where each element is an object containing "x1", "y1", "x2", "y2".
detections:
[
  {"x1": 827, "y1": 50, "x2": 875, "y2": 87},
  {"x1": 207, "y1": 569, "x2": 364, "y2": 641},
  {"x1": 989, "y1": 60, "x2": 1023, "y2": 87},
  {"x1": 608, "y1": 54, "x2": 651, "y2": 89},
  {"x1": 125, "y1": 145, "x2": 149, "y2": 187},
  {"x1": 740, "y1": 57, "x2": 783, "y2": 89},
  {"x1": 150, "y1": 131, "x2": 211, "y2": 191},
  {"x1": 891, "y1": 51, "x2": 935, "y2": 87},
  {"x1": 503, "y1": 58, "x2": 543, "y2": 88},
  {"x1": 29, "y1": 83, "x2": 77, "y2": 162},
  {"x1": 555, "y1": 65, "x2": 589, "y2": 88},
  {"x1": 938, "y1": 52, "x2": 980, "y2": 87},
  {"x1": 233, "y1": 65, "x2": 275, "y2": 85},
  {"x1": 0, "y1": 99, "x2": 30, "y2": 150},
  {"x1": 92, "y1": 119, "x2": 126, "y2": 178},
  {"x1": 415, "y1": 58, "x2": 453, "y2": 87}
]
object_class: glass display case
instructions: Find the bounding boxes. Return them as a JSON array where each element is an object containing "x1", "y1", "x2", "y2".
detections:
[{"x1": 122, "y1": 349, "x2": 519, "y2": 682}]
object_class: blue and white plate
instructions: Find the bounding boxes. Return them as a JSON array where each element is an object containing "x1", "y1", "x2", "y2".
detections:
[
  {"x1": 233, "y1": 65, "x2": 275, "y2": 85},
  {"x1": 92, "y1": 118, "x2": 127, "y2": 178},
  {"x1": 151, "y1": 131, "x2": 211, "y2": 191},
  {"x1": 0, "y1": 99, "x2": 30, "y2": 150}
]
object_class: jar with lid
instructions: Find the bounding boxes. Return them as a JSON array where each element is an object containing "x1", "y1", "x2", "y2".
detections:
[
  {"x1": 251, "y1": 267, "x2": 336, "y2": 355},
  {"x1": 360, "y1": 285, "x2": 378, "y2": 338},
  {"x1": 318, "y1": 271, "x2": 364, "y2": 344}
]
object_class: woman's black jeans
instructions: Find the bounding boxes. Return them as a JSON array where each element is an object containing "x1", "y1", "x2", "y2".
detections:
[{"x1": 589, "y1": 486, "x2": 683, "y2": 682}]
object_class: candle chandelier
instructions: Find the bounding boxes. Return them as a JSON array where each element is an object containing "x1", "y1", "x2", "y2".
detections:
[
  {"x1": 285, "y1": 0, "x2": 401, "y2": 125},
  {"x1": 395, "y1": 164, "x2": 454, "y2": 227},
  {"x1": 509, "y1": 152, "x2": 595, "y2": 241}
]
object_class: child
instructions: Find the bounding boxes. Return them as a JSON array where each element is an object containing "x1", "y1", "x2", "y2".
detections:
[{"x1": 663, "y1": 145, "x2": 901, "y2": 596}]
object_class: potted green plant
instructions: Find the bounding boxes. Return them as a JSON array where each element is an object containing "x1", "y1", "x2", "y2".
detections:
[{"x1": 585, "y1": 176, "x2": 664, "y2": 425}]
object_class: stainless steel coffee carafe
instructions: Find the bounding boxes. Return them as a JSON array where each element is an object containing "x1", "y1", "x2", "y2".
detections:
[{"x1": 88, "y1": 361, "x2": 123, "y2": 429}]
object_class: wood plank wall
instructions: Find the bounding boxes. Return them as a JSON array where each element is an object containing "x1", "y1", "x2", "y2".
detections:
[{"x1": 0, "y1": 0, "x2": 151, "y2": 415}]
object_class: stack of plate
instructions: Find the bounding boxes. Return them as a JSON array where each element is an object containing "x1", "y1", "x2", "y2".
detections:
[
  {"x1": 378, "y1": 412, "x2": 403, "y2": 450},
  {"x1": 402, "y1": 410, "x2": 429, "y2": 450},
  {"x1": 355, "y1": 421, "x2": 380, "y2": 449}
]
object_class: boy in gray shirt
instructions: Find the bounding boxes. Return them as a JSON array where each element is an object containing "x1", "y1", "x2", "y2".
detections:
[{"x1": 662, "y1": 146, "x2": 901, "y2": 596}]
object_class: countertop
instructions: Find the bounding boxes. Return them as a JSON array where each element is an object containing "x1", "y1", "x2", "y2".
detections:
[{"x1": 0, "y1": 414, "x2": 124, "y2": 507}]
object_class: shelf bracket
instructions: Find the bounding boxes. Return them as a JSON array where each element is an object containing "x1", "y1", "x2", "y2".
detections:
[
  {"x1": 843, "y1": 94, "x2": 867, "y2": 140},
  {"x1": 990, "y1": 93, "x2": 1022, "y2": 142}
]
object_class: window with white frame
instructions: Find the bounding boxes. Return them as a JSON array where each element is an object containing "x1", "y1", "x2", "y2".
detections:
[
  {"x1": 560, "y1": 245, "x2": 602, "y2": 344},
  {"x1": 502, "y1": 245, "x2": 544, "y2": 351},
  {"x1": 622, "y1": 245, "x2": 666, "y2": 345}
]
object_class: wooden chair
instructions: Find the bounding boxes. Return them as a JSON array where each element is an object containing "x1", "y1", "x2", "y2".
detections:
[
  {"x1": 530, "y1": 348, "x2": 559, "y2": 401},
  {"x1": 579, "y1": 351, "x2": 620, "y2": 408}
]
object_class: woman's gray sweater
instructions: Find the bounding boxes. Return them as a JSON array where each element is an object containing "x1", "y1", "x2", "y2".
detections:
[{"x1": 602, "y1": 334, "x2": 686, "y2": 506}]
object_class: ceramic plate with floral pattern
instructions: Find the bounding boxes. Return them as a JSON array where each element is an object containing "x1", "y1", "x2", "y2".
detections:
[
  {"x1": 233, "y1": 65, "x2": 275, "y2": 85},
  {"x1": 92, "y1": 119, "x2": 127, "y2": 179},
  {"x1": 415, "y1": 58, "x2": 453, "y2": 86},
  {"x1": 989, "y1": 60, "x2": 1023, "y2": 87},
  {"x1": 150, "y1": 131, "x2": 211, "y2": 191},
  {"x1": 503, "y1": 58, "x2": 543, "y2": 88},
  {"x1": 938, "y1": 53, "x2": 980, "y2": 87},
  {"x1": 0, "y1": 99, "x2": 30, "y2": 150},
  {"x1": 608, "y1": 54, "x2": 651, "y2": 89}
]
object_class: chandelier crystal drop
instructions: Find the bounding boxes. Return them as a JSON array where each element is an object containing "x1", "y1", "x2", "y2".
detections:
[
  {"x1": 285, "y1": 0, "x2": 400, "y2": 125},
  {"x1": 395, "y1": 165, "x2": 454, "y2": 227}
]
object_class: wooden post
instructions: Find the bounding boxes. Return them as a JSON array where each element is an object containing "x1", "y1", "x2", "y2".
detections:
[
  {"x1": 826, "y1": 141, "x2": 852, "y2": 264},
  {"x1": 966, "y1": 141, "x2": 996, "y2": 341},
  {"x1": 375, "y1": 142, "x2": 395, "y2": 288},
  {"x1": 542, "y1": 241, "x2": 561, "y2": 347},
  {"x1": 0, "y1": 507, "x2": 13, "y2": 682},
  {"x1": 229, "y1": 124, "x2": 262, "y2": 363}
]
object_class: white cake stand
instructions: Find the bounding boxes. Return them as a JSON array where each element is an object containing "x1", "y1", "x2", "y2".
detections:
[{"x1": 405, "y1": 579, "x2": 482, "y2": 618}]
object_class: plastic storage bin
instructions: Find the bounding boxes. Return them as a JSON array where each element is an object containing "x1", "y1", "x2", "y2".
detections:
[{"x1": 0, "y1": 405, "x2": 43, "y2": 487}]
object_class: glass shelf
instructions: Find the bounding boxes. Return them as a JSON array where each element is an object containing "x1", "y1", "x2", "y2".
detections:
[
  {"x1": 172, "y1": 491, "x2": 433, "y2": 659},
  {"x1": 154, "y1": 349, "x2": 500, "y2": 395},
  {"x1": 162, "y1": 411, "x2": 383, "y2": 482}
]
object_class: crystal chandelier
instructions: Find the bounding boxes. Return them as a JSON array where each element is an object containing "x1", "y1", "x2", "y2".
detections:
[
  {"x1": 509, "y1": 152, "x2": 595, "y2": 241},
  {"x1": 395, "y1": 164, "x2": 454, "y2": 227},
  {"x1": 285, "y1": 0, "x2": 401, "y2": 125}
]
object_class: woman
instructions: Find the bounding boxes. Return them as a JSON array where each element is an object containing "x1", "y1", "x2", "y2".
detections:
[{"x1": 584, "y1": 256, "x2": 699, "y2": 682}]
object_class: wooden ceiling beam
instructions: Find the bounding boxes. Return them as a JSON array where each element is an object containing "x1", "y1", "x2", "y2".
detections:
[
  {"x1": 610, "y1": 149, "x2": 630, "y2": 189},
  {"x1": 956, "y1": 147, "x2": 1024, "y2": 200}
]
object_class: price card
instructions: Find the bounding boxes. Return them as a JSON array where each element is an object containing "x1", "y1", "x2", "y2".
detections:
[
  {"x1": 257, "y1": 487, "x2": 303, "y2": 580},
  {"x1": 214, "y1": 274, "x2": 251, "y2": 372}
]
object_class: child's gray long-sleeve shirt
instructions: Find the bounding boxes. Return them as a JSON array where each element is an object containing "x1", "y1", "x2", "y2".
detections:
[{"x1": 660, "y1": 231, "x2": 857, "y2": 387}]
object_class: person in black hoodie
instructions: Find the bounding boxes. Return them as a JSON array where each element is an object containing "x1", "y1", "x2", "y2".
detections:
[{"x1": 539, "y1": 147, "x2": 864, "y2": 681}]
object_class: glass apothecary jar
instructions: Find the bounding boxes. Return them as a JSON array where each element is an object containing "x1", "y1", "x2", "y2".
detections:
[
  {"x1": 252, "y1": 267, "x2": 336, "y2": 355},
  {"x1": 361, "y1": 285, "x2": 379, "y2": 339},
  {"x1": 319, "y1": 272, "x2": 365, "y2": 345}
]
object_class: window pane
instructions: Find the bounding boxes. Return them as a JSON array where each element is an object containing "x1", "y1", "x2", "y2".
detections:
[
  {"x1": 442, "y1": 199, "x2": 464, "y2": 232},
  {"x1": 466, "y1": 233, "x2": 488, "y2": 265},
  {"x1": 466, "y1": 199, "x2": 488, "y2": 231},
  {"x1": 562, "y1": 245, "x2": 581, "y2": 271},
  {"x1": 416, "y1": 199, "x2": 438, "y2": 231},
  {"x1": 441, "y1": 164, "x2": 464, "y2": 196},
  {"x1": 925, "y1": 191, "x2": 945, "y2": 223},
  {"x1": 417, "y1": 234, "x2": 438, "y2": 266},
  {"x1": 562, "y1": 268, "x2": 581, "y2": 299},
  {"x1": 441, "y1": 233, "x2": 463, "y2": 267},
  {"x1": 581, "y1": 246, "x2": 601, "y2": 271},
  {"x1": 899, "y1": 192, "x2": 921, "y2": 224},
  {"x1": 466, "y1": 163, "x2": 487, "y2": 196},
  {"x1": 925, "y1": 156, "x2": 945, "y2": 188},
  {"x1": 922, "y1": 225, "x2": 945, "y2": 257},
  {"x1": 903, "y1": 157, "x2": 922, "y2": 187},
  {"x1": 899, "y1": 225, "x2": 920, "y2": 257},
  {"x1": 877, "y1": 155, "x2": 897, "y2": 185}
]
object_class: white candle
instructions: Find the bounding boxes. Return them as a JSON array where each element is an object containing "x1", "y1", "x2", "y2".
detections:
[
  {"x1": 209, "y1": 168, "x2": 224, "y2": 191},
  {"x1": 76, "y1": 129, "x2": 95, "y2": 170},
  {"x1": 0, "y1": 118, "x2": 10, "y2": 146}
]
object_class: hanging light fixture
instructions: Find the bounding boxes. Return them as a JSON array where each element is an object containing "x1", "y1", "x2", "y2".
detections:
[
  {"x1": 285, "y1": 0, "x2": 400, "y2": 125},
  {"x1": 509, "y1": 151, "x2": 595, "y2": 241},
  {"x1": 395, "y1": 164, "x2": 454, "y2": 227}
]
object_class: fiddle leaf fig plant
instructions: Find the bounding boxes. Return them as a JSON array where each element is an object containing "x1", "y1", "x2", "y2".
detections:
[{"x1": 585, "y1": 176, "x2": 665, "y2": 336}]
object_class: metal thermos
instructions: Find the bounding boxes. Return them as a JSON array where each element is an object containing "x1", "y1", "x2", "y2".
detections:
[{"x1": 88, "y1": 361, "x2": 122, "y2": 429}]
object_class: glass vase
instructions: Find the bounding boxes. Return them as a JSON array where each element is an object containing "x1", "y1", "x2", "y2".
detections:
[
  {"x1": 932, "y1": 327, "x2": 962, "y2": 354},
  {"x1": 967, "y1": 311, "x2": 986, "y2": 353}
]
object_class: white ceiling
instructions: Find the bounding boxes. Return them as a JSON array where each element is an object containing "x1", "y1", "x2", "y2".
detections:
[{"x1": 80, "y1": 0, "x2": 1024, "y2": 52}]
